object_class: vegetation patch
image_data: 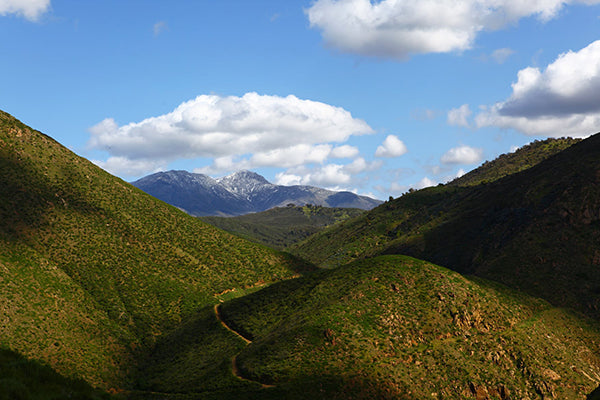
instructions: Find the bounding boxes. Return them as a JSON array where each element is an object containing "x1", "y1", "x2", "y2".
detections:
[
  {"x1": 201, "y1": 204, "x2": 364, "y2": 250},
  {"x1": 219, "y1": 255, "x2": 600, "y2": 398}
]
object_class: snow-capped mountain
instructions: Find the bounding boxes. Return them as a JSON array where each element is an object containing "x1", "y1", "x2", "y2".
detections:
[{"x1": 131, "y1": 170, "x2": 382, "y2": 216}]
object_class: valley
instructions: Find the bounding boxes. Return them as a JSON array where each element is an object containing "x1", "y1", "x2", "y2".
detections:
[{"x1": 2, "y1": 111, "x2": 600, "y2": 399}]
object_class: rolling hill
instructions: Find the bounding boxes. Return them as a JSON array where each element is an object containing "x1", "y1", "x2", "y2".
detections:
[
  {"x1": 200, "y1": 204, "x2": 365, "y2": 250},
  {"x1": 4, "y1": 110, "x2": 600, "y2": 399},
  {"x1": 0, "y1": 110, "x2": 309, "y2": 392},
  {"x1": 292, "y1": 135, "x2": 600, "y2": 319},
  {"x1": 215, "y1": 255, "x2": 600, "y2": 399}
]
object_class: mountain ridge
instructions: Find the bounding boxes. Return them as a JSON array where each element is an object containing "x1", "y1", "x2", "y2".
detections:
[
  {"x1": 291, "y1": 135, "x2": 600, "y2": 318},
  {"x1": 132, "y1": 170, "x2": 382, "y2": 217}
]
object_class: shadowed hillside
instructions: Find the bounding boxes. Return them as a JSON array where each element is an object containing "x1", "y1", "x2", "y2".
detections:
[
  {"x1": 292, "y1": 135, "x2": 600, "y2": 319},
  {"x1": 216, "y1": 256, "x2": 600, "y2": 399},
  {"x1": 0, "y1": 110, "x2": 309, "y2": 390},
  {"x1": 4, "y1": 111, "x2": 600, "y2": 399}
]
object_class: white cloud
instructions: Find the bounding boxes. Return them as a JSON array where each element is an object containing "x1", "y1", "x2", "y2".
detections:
[
  {"x1": 441, "y1": 145, "x2": 483, "y2": 164},
  {"x1": 275, "y1": 172, "x2": 302, "y2": 186},
  {"x1": 306, "y1": 0, "x2": 600, "y2": 59},
  {"x1": 275, "y1": 164, "x2": 350, "y2": 188},
  {"x1": 415, "y1": 176, "x2": 436, "y2": 189},
  {"x1": 92, "y1": 157, "x2": 166, "y2": 177},
  {"x1": 250, "y1": 144, "x2": 332, "y2": 168},
  {"x1": 476, "y1": 40, "x2": 600, "y2": 137},
  {"x1": 88, "y1": 92, "x2": 374, "y2": 177},
  {"x1": 331, "y1": 144, "x2": 359, "y2": 158},
  {"x1": 308, "y1": 164, "x2": 352, "y2": 186},
  {"x1": 447, "y1": 104, "x2": 472, "y2": 127},
  {"x1": 273, "y1": 157, "x2": 380, "y2": 191},
  {"x1": 375, "y1": 135, "x2": 408, "y2": 158},
  {"x1": 491, "y1": 47, "x2": 515, "y2": 64},
  {"x1": 0, "y1": 0, "x2": 50, "y2": 20},
  {"x1": 153, "y1": 21, "x2": 168, "y2": 36}
]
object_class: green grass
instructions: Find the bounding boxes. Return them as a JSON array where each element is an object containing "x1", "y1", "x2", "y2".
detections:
[
  {"x1": 448, "y1": 137, "x2": 580, "y2": 187},
  {"x1": 218, "y1": 255, "x2": 600, "y2": 398},
  {"x1": 201, "y1": 204, "x2": 365, "y2": 250},
  {"x1": 0, "y1": 110, "x2": 311, "y2": 390},
  {"x1": 291, "y1": 134, "x2": 600, "y2": 320},
  {"x1": 3, "y1": 110, "x2": 600, "y2": 399},
  {"x1": 0, "y1": 348, "x2": 115, "y2": 400}
]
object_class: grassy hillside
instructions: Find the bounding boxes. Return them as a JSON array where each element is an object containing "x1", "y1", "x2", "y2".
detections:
[
  {"x1": 292, "y1": 134, "x2": 600, "y2": 319},
  {"x1": 0, "y1": 110, "x2": 309, "y2": 390},
  {"x1": 216, "y1": 255, "x2": 600, "y2": 399},
  {"x1": 200, "y1": 204, "x2": 365, "y2": 250},
  {"x1": 5, "y1": 110, "x2": 599, "y2": 399},
  {"x1": 0, "y1": 347, "x2": 112, "y2": 400},
  {"x1": 449, "y1": 137, "x2": 580, "y2": 187}
]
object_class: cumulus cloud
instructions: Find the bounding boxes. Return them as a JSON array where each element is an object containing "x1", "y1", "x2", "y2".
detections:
[
  {"x1": 250, "y1": 144, "x2": 332, "y2": 168},
  {"x1": 441, "y1": 145, "x2": 483, "y2": 164},
  {"x1": 0, "y1": 0, "x2": 50, "y2": 20},
  {"x1": 447, "y1": 104, "x2": 472, "y2": 127},
  {"x1": 92, "y1": 157, "x2": 166, "y2": 178},
  {"x1": 306, "y1": 0, "x2": 600, "y2": 59},
  {"x1": 415, "y1": 176, "x2": 436, "y2": 189},
  {"x1": 476, "y1": 40, "x2": 600, "y2": 137},
  {"x1": 275, "y1": 165, "x2": 351, "y2": 188},
  {"x1": 274, "y1": 157, "x2": 380, "y2": 190},
  {"x1": 331, "y1": 144, "x2": 360, "y2": 158},
  {"x1": 88, "y1": 92, "x2": 374, "y2": 177},
  {"x1": 375, "y1": 135, "x2": 408, "y2": 158}
]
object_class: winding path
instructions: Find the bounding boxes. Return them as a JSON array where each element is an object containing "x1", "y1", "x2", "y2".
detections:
[{"x1": 213, "y1": 304, "x2": 275, "y2": 389}]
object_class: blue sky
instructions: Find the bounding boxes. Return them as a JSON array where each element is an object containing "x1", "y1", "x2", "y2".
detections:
[{"x1": 3, "y1": 0, "x2": 600, "y2": 199}]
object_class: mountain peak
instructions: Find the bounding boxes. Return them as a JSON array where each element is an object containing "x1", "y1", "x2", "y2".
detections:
[
  {"x1": 217, "y1": 170, "x2": 273, "y2": 197},
  {"x1": 133, "y1": 169, "x2": 382, "y2": 216},
  {"x1": 219, "y1": 170, "x2": 271, "y2": 184}
]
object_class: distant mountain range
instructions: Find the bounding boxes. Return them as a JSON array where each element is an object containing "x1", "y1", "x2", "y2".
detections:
[{"x1": 131, "y1": 170, "x2": 382, "y2": 216}]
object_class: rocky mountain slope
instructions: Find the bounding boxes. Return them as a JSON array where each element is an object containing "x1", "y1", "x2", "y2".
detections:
[{"x1": 132, "y1": 170, "x2": 381, "y2": 216}]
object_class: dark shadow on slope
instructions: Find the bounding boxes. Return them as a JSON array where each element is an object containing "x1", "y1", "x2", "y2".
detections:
[
  {"x1": 0, "y1": 153, "x2": 104, "y2": 243},
  {"x1": 379, "y1": 132, "x2": 600, "y2": 319},
  {"x1": 133, "y1": 305, "x2": 258, "y2": 394},
  {"x1": 128, "y1": 373, "x2": 409, "y2": 400},
  {"x1": 0, "y1": 348, "x2": 114, "y2": 400},
  {"x1": 589, "y1": 385, "x2": 600, "y2": 400}
]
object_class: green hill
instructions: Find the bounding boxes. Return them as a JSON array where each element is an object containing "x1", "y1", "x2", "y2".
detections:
[
  {"x1": 0, "y1": 110, "x2": 309, "y2": 392},
  {"x1": 214, "y1": 255, "x2": 600, "y2": 399},
  {"x1": 449, "y1": 137, "x2": 580, "y2": 187},
  {"x1": 292, "y1": 135, "x2": 600, "y2": 319},
  {"x1": 0, "y1": 347, "x2": 111, "y2": 400},
  {"x1": 4, "y1": 110, "x2": 600, "y2": 399},
  {"x1": 200, "y1": 204, "x2": 365, "y2": 250}
]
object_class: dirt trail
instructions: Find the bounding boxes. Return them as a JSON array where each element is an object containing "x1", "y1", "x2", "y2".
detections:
[{"x1": 213, "y1": 304, "x2": 275, "y2": 389}]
